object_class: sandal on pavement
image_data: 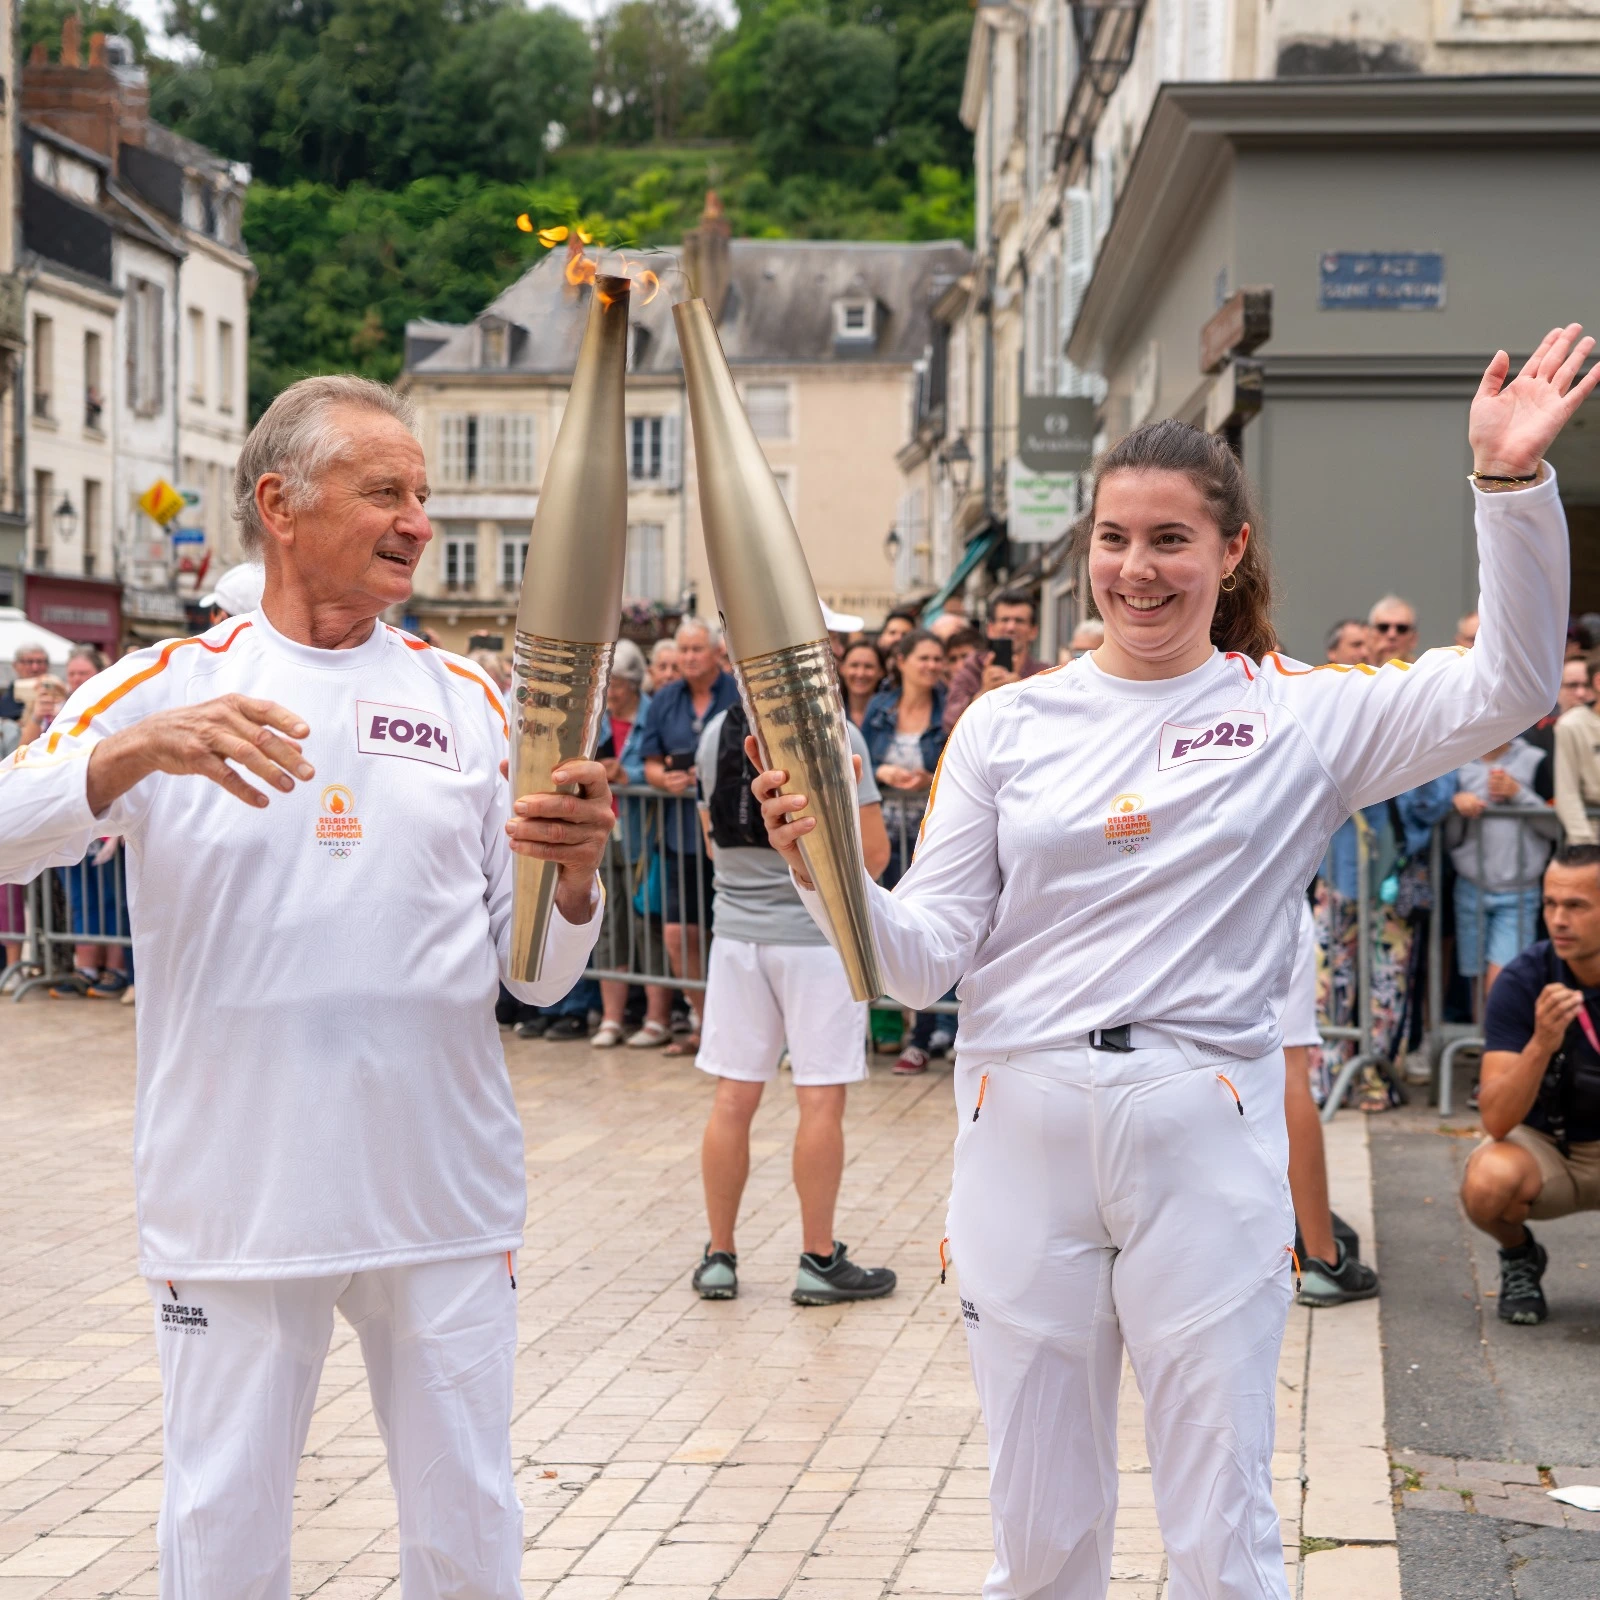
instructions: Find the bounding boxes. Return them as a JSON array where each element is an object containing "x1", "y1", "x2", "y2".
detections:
[
  {"x1": 663, "y1": 1035, "x2": 700, "y2": 1057},
  {"x1": 894, "y1": 1046, "x2": 930, "y2": 1075},
  {"x1": 627, "y1": 1020, "x2": 671, "y2": 1049},
  {"x1": 590, "y1": 1020, "x2": 626, "y2": 1049}
]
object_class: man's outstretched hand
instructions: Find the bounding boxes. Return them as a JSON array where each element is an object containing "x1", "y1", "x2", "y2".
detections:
[{"x1": 86, "y1": 696, "x2": 313, "y2": 817}]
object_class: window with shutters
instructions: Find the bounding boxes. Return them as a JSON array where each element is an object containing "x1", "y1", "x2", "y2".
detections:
[
  {"x1": 499, "y1": 526, "x2": 530, "y2": 590},
  {"x1": 482, "y1": 414, "x2": 535, "y2": 486},
  {"x1": 624, "y1": 523, "x2": 667, "y2": 601},
  {"x1": 744, "y1": 383, "x2": 791, "y2": 441},
  {"x1": 442, "y1": 524, "x2": 478, "y2": 591},
  {"x1": 128, "y1": 278, "x2": 165, "y2": 417},
  {"x1": 628, "y1": 414, "x2": 681, "y2": 488}
]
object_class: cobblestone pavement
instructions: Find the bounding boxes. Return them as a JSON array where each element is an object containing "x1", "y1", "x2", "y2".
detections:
[{"x1": 0, "y1": 1002, "x2": 1384, "y2": 1599}]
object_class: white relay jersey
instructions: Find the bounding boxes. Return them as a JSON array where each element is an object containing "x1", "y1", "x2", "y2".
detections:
[
  {"x1": 0, "y1": 609, "x2": 602, "y2": 1279},
  {"x1": 800, "y1": 472, "x2": 1566, "y2": 1060}
]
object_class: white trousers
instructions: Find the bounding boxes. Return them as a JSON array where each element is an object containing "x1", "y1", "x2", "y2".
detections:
[
  {"x1": 947, "y1": 1045, "x2": 1294, "y2": 1600},
  {"x1": 149, "y1": 1252, "x2": 523, "y2": 1600}
]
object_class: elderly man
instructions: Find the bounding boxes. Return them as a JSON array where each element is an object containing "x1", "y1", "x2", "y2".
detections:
[
  {"x1": 0, "y1": 375, "x2": 614, "y2": 1599},
  {"x1": 1367, "y1": 593, "x2": 1419, "y2": 664},
  {"x1": 639, "y1": 617, "x2": 739, "y2": 1053}
]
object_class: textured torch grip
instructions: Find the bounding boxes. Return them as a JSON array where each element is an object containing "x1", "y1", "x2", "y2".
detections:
[
  {"x1": 738, "y1": 637, "x2": 884, "y2": 1002},
  {"x1": 509, "y1": 632, "x2": 613, "y2": 984}
]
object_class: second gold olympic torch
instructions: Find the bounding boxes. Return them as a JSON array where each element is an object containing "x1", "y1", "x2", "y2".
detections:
[
  {"x1": 673, "y1": 296, "x2": 883, "y2": 1001},
  {"x1": 509, "y1": 274, "x2": 630, "y2": 982}
]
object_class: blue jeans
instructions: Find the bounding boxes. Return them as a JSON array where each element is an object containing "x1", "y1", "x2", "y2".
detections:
[{"x1": 1454, "y1": 882, "x2": 1540, "y2": 976}]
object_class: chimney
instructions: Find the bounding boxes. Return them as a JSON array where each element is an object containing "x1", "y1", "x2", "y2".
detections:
[
  {"x1": 61, "y1": 15, "x2": 81, "y2": 67},
  {"x1": 89, "y1": 33, "x2": 107, "y2": 68},
  {"x1": 24, "y1": 24, "x2": 150, "y2": 164},
  {"x1": 28, "y1": 43, "x2": 46, "y2": 66},
  {"x1": 682, "y1": 191, "x2": 731, "y2": 323}
]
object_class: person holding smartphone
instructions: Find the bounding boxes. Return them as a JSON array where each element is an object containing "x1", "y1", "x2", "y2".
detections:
[{"x1": 942, "y1": 587, "x2": 1049, "y2": 732}]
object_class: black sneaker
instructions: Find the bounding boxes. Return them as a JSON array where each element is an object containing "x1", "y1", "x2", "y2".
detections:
[
  {"x1": 692, "y1": 1248, "x2": 738, "y2": 1300},
  {"x1": 1498, "y1": 1229, "x2": 1549, "y2": 1325},
  {"x1": 513, "y1": 1015, "x2": 549, "y2": 1039},
  {"x1": 543, "y1": 1015, "x2": 588, "y2": 1040},
  {"x1": 792, "y1": 1242, "x2": 896, "y2": 1306},
  {"x1": 1297, "y1": 1240, "x2": 1380, "y2": 1307}
]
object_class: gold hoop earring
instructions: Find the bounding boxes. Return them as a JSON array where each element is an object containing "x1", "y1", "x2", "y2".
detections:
[{"x1": 1219, "y1": 571, "x2": 1238, "y2": 593}]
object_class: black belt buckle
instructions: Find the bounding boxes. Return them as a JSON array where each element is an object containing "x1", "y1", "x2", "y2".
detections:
[{"x1": 1091, "y1": 1025, "x2": 1134, "y2": 1053}]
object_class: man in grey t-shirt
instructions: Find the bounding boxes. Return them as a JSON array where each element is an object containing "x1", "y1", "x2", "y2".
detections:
[{"x1": 689, "y1": 706, "x2": 895, "y2": 1305}]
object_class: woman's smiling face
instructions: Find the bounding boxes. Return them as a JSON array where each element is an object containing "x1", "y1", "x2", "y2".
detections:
[
  {"x1": 1088, "y1": 467, "x2": 1247, "y2": 674},
  {"x1": 842, "y1": 646, "x2": 882, "y2": 698}
]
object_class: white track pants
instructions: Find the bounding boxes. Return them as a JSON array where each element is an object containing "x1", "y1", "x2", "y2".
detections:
[
  {"x1": 948, "y1": 1045, "x2": 1294, "y2": 1600},
  {"x1": 149, "y1": 1252, "x2": 522, "y2": 1600}
]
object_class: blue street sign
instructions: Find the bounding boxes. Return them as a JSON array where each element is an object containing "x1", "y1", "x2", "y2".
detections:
[
  {"x1": 1318, "y1": 252, "x2": 1445, "y2": 311},
  {"x1": 171, "y1": 528, "x2": 205, "y2": 544}
]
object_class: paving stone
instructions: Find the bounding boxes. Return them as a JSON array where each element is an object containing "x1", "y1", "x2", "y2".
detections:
[{"x1": 0, "y1": 1004, "x2": 1330, "y2": 1597}]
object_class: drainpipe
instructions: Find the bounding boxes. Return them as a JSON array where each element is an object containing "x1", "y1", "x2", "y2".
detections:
[{"x1": 982, "y1": 29, "x2": 996, "y2": 525}]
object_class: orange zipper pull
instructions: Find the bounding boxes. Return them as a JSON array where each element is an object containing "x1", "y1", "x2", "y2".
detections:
[
  {"x1": 506, "y1": 1250, "x2": 516, "y2": 1290},
  {"x1": 972, "y1": 1073, "x2": 989, "y2": 1123},
  {"x1": 1287, "y1": 1245, "x2": 1302, "y2": 1295},
  {"x1": 938, "y1": 1237, "x2": 949, "y2": 1285},
  {"x1": 166, "y1": 1281, "x2": 177, "y2": 1301},
  {"x1": 1217, "y1": 1073, "x2": 1243, "y2": 1115}
]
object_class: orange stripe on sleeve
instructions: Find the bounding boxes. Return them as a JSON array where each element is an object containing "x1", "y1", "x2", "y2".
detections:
[
  {"x1": 385, "y1": 625, "x2": 509, "y2": 737},
  {"x1": 45, "y1": 621, "x2": 254, "y2": 753}
]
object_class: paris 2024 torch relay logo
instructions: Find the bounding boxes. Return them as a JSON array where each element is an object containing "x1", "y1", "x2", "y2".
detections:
[
  {"x1": 1104, "y1": 792, "x2": 1151, "y2": 855},
  {"x1": 316, "y1": 785, "x2": 362, "y2": 858}
]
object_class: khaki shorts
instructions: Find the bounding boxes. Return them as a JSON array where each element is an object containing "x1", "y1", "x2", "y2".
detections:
[{"x1": 1503, "y1": 1125, "x2": 1600, "y2": 1220}]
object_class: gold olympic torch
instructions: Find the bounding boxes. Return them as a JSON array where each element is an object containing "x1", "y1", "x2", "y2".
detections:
[
  {"x1": 673, "y1": 296, "x2": 883, "y2": 1001},
  {"x1": 509, "y1": 275, "x2": 630, "y2": 982}
]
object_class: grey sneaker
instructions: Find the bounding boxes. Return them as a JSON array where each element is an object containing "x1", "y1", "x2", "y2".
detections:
[
  {"x1": 692, "y1": 1247, "x2": 737, "y2": 1300},
  {"x1": 1297, "y1": 1240, "x2": 1380, "y2": 1307},
  {"x1": 1498, "y1": 1228, "x2": 1549, "y2": 1325},
  {"x1": 792, "y1": 1242, "x2": 896, "y2": 1306}
]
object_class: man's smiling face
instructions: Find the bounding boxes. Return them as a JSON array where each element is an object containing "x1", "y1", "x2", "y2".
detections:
[{"x1": 291, "y1": 407, "x2": 433, "y2": 614}]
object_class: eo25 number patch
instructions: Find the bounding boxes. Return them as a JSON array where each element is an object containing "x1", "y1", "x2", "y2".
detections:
[{"x1": 1157, "y1": 711, "x2": 1267, "y2": 772}]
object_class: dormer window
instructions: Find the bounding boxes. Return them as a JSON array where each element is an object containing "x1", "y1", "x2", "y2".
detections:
[
  {"x1": 480, "y1": 318, "x2": 510, "y2": 368},
  {"x1": 628, "y1": 324, "x2": 652, "y2": 372},
  {"x1": 835, "y1": 299, "x2": 875, "y2": 341}
]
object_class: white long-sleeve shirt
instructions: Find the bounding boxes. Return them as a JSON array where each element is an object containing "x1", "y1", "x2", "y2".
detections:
[
  {"x1": 802, "y1": 472, "x2": 1567, "y2": 1061},
  {"x1": 0, "y1": 609, "x2": 601, "y2": 1279}
]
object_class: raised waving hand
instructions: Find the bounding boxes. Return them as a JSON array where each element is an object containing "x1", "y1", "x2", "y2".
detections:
[{"x1": 1470, "y1": 324, "x2": 1600, "y2": 480}]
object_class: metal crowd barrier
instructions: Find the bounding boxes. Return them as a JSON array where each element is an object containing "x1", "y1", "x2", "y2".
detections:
[
  {"x1": 4, "y1": 844, "x2": 133, "y2": 1002},
  {"x1": 584, "y1": 783, "x2": 957, "y2": 1017},
  {"x1": 1318, "y1": 800, "x2": 1577, "y2": 1123}
]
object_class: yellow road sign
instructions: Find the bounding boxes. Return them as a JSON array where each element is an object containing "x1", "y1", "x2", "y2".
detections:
[{"x1": 138, "y1": 478, "x2": 186, "y2": 526}]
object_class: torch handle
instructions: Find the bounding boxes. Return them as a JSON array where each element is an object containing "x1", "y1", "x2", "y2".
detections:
[{"x1": 509, "y1": 633, "x2": 614, "y2": 984}]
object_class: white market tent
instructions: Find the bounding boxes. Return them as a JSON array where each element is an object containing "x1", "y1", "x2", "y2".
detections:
[{"x1": 0, "y1": 607, "x2": 76, "y2": 679}]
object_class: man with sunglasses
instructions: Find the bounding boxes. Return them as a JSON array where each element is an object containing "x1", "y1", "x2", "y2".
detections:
[
  {"x1": 1367, "y1": 594, "x2": 1419, "y2": 663},
  {"x1": 1461, "y1": 845, "x2": 1600, "y2": 1324}
]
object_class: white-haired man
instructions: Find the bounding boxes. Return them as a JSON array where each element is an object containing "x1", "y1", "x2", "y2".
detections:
[
  {"x1": 0, "y1": 375, "x2": 615, "y2": 1599},
  {"x1": 639, "y1": 616, "x2": 739, "y2": 1053},
  {"x1": 1368, "y1": 593, "x2": 1420, "y2": 664}
]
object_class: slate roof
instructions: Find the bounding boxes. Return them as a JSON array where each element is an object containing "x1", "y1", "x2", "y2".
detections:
[{"x1": 405, "y1": 238, "x2": 971, "y2": 379}]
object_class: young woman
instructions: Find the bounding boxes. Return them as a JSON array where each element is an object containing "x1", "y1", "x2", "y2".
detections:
[
  {"x1": 840, "y1": 640, "x2": 885, "y2": 727},
  {"x1": 862, "y1": 630, "x2": 950, "y2": 1072},
  {"x1": 756, "y1": 327, "x2": 1594, "y2": 1599}
]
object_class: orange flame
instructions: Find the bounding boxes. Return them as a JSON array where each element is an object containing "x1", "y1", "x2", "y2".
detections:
[
  {"x1": 635, "y1": 270, "x2": 660, "y2": 306},
  {"x1": 537, "y1": 223, "x2": 568, "y2": 246},
  {"x1": 565, "y1": 252, "x2": 597, "y2": 288},
  {"x1": 515, "y1": 213, "x2": 535, "y2": 233}
]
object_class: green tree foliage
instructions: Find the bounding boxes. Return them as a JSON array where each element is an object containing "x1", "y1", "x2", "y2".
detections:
[{"x1": 23, "y1": 0, "x2": 979, "y2": 414}]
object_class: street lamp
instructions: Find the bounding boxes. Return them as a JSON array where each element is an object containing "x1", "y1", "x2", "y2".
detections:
[
  {"x1": 942, "y1": 435, "x2": 974, "y2": 500},
  {"x1": 883, "y1": 525, "x2": 902, "y2": 564},
  {"x1": 54, "y1": 494, "x2": 77, "y2": 542}
]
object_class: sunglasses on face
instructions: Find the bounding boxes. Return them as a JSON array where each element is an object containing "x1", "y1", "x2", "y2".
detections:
[{"x1": 1372, "y1": 622, "x2": 1415, "y2": 635}]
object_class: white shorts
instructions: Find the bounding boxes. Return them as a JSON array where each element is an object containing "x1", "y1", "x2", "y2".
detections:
[
  {"x1": 697, "y1": 937, "x2": 868, "y2": 1086},
  {"x1": 1279, "y1": 900, "x2": 1320, "y2": 1049}
]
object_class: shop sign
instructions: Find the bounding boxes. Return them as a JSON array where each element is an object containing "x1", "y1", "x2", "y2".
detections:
[
  {"x1": 1007, "y1": 459, "x2": 1076, "y2": 544},
  {"x1": 1017, "y1": 397, "x2": 1096, "y2": 474},
  {"x1": 1318, "y1": 252, "x2": 1444, "y2": 310}
]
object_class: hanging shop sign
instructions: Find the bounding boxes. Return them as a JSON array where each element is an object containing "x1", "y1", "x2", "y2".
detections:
[{"x1": 1007, "y1": 458, "x2": 1076, "y2": 544}]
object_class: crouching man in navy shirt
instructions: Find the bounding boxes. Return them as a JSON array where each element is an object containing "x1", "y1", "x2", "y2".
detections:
[{"x1": 1461, "y1": 844, "x2": 1600, "y2": 1324}]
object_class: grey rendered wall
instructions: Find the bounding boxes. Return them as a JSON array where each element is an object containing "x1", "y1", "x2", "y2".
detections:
[{"x1": 1256, "y1": 396, "x2": 1474, "y2": 660}]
